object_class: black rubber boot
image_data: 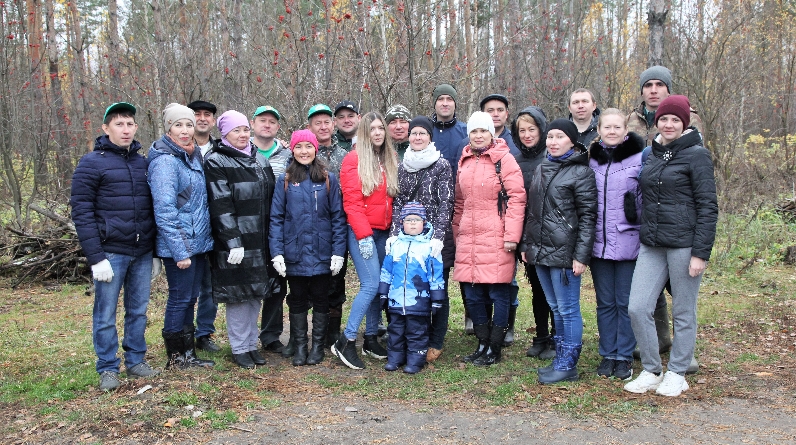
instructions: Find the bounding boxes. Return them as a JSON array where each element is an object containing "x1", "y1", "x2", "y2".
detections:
[
  {"x1": 307, "y1": 312, "x2": 328, "y2": 365},
  {"x1": 463, "y1": 324, "x2": 490, "y2": 363},
  {"x1": 539, "y1": 343, "x2": 581, "y2": 384},
  {"x1": 526, "y1": 334, "x2": 552, "y2": 357},
  {"x1": 325, "y1": 315, "x2": 342, "y2": 349},
  {"x1": 474, "y1": 325, "x2": 508, "y2": 366},
  {"x1": 182, "y1": 326, "x2": 215, "y2": 367},
  {"x1": 163, "y1": 330, "x2": 186, "y2": 369},
  {"x1": 290, "y1": 312, "x2": 309, "y2": 366},
  {"x1": 503, "y1": 307, "x2": 517, "y2": 347},
  {"x1": 654, "y1": 304, "x2": 673, "y2": 354}
]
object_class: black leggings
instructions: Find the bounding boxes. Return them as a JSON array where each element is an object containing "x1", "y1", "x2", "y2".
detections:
[{"x1": 525, "y1": 263, "x2": 555, "y2": 337}]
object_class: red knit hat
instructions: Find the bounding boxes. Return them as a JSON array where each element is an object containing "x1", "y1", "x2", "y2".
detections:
[
  {"x1": 655, "y1": 95, "x2": 691, "y2": 128},
  {"x1": 289, "y1": 129, "x2": 319, "y2": 153}
]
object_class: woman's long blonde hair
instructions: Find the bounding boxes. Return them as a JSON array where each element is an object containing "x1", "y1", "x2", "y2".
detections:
[{"x1": 356, "y1": 112, "x2": 399, "y2": 197}]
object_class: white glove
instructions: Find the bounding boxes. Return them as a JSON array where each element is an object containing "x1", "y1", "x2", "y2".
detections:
[
  {"x1": 330, "y1": 255, "x2": 344, "y2": 276},
  {"x1": 385, "y1": 236, "x2": 398, "y2": 255},
  {"x1": 228, "y1": 247, "x2": 244, "y2": 265},
  {"x1": 151, "y1": 258, "x2": 162, "y2": 281},
  {"x1": 430, "y1": 239, "x2": 444, "y2": 258},
  {"x1": 272, "y1": 255, "x2": 287, "y2": 277},
  {"x1": 91, "y1": 259, "x2": 114, "y2": 283}
]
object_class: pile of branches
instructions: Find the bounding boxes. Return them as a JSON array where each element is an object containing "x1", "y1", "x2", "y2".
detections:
[
  {"x1": 0, "y1": 205, "x2": 88, "y2": 288},
  {"x1": 776, "y1": 198, "x2": 796, "y2": 222}
]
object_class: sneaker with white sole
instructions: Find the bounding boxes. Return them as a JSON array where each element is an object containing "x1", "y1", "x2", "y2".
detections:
[
  {"x1": 655, "y1": 370, "x2": 689, "y2": 397},
  {"x1": 623, "y1": 369, "x2": 664, "y2": 394},
  {"x1": 126, "y1": 361, "x2": 160, "y2": 378},
  {"x1": 99, "y1": 371, "x2": 120, "y2": 391}
]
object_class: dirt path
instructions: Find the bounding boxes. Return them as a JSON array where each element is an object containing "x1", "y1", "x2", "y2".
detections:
[{"x1": 199, "y1": 393, "x2": 796, "y2": 444}]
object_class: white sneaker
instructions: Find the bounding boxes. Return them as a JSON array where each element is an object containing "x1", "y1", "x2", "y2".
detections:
[
  {"x1": 623, "y1": 370, "x2": 664, "y2": 394},
  {"x1": 655, "y1": 371, "x2": 689, "y2": 397}
]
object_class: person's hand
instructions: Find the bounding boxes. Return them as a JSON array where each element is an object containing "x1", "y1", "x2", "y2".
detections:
[
  {"x1": 385, "y1": 236, "x2": 397, "y2": 255},
  {"x1": 572, "y1": 260, "x2": 587, "y2": 276},
  {"x1": 91, "y1": 259, "x2": 114, "y2": 283},
  {"x1": 151, "y1": 258, "x2": 162, "y2": 281},
  {"x1": 521, "y1": 251, "x2": 527, "y2": 263},
  {"x1": 504, "y1": 241, "x2": 517, "y2": 253},
  {"x1": 359, "y1": 236, "x2": 374, "y2": 259},
  {"x1": 380, "y1": 294, "x2": 389, "y2": 310},
  {"x1": 430, "y1": 239, "x2": 444, "y2": 257},
  {"x1": 689, "y1": 256, "x2": 707, "y2": 277},
  {"x1": 330, "y1": 255, "x2": 344, "y2": 276},
  {"x1": 431, "y1": 302, "x2": 442, "y2": 315},
  {"x1": 272, "y1": 255, "x2": 287, "y2": 277},
  {"x1": 177, "y1": 258, "x2": 192, "y2": 269},
  {"x1": 227, "y1": 247, "x2": 244, "y2": 265}
]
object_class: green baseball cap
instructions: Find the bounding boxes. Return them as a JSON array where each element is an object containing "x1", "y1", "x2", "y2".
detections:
[
  {"x1": 307, "y1": 103, "x2": 333, "y2": 120},
  {"x1": 104, "y1": 102, "x2": 136, "y2": 121},
  {"x1": 252, "y1": 105, "x2": 281, "y2": 120}
]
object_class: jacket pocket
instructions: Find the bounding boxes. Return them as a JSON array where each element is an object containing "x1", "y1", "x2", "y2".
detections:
[{"x1": 284, "y1": 236, "x2": 299, "y2": 262}]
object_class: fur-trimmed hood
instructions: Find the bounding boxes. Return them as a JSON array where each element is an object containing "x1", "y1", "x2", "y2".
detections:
[{"x1": 589, "y1": 132, "x2": 645, "y2": 165}]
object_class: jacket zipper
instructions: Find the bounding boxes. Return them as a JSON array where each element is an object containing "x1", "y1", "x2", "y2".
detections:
[
  {"x1": 600, "y1": 159, "x2": 612, "y2": 258},
  {"x1": 537, "y1": 166, "x2": 563, "y2": 263},
  {"x1": 402, "y1": 241, "x2": 411, "y2": 315}
]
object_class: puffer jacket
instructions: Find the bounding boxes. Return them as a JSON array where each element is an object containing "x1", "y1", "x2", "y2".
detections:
[
  {"x1": 589, "y1": 133, "x2": 645, "y2": 261},
  {"x1": 70, "y1": 135, "x2": 156, "y2": 265},
  {"x1": 204, "y1": 143, "x2": 275, "y2": 304},
  {"x1": 511, "y1": 106, "x2": 549, "y2": 196},
  {"x1": 452, "y1": 138, "x2": 527, "y2": 283},
  {"x1": 570, "y1": 108, "x2": 600, "y2": 147},
  {"x1": 627, "y1": 103, "x2": 705, "y2": 147},
  {"x1": 639, "y1": 129, "x2": 717, "y2": 260},
  {"x1": 377, "y1": 223, "x2": 445, "y2": 315},
  {"x1": 269, "y1": 166, "x2": 347, "y2": 276},
  {"x1": 431, "y1": 114, "x2": 468, "y2": 184},
  {"x1": 340, "y1": 150, "x2": 394, "y2": 240},
  {"x1": 523, "y1": 149, "x2": 597, "y2": 268},
  {"x1": 148, "y1": 136, "x2": 213, "y2": 261}
]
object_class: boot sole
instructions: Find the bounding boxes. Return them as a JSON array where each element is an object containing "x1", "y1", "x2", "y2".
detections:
[
  {"x1": 362, "y1": 349, "x2": 387, "y2": 360},
  {"x1": 539, "y1": 373, "x2": 579, "y2": 384}
]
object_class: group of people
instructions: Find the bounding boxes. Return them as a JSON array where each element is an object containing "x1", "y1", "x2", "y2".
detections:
[{"x1": 71, "y1": 64, "x2": 717, "y2": 398}]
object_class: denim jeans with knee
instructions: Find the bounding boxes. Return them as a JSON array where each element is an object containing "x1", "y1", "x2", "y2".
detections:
[
  {"x1": 343, "y1": 227, "x2": 388, "y2": 340},
  {"x1": 535, "y1": 265, "x2": 583, "y2": 345},
  {"x1": 92, "y1": 250, "x2": 153, "y2": 374},
  {"x1": 195, "y1": 255, "x2": 217, "y2": 338},
  {"x1": 591, "y1": 258, "x2": 636, "y2": 361},
  {"x1": 463, "y1": 283, "x2": 513, "y2": 327},
  {"x1": 163, "y1": 254, "x2": 207, "y2": 334}
]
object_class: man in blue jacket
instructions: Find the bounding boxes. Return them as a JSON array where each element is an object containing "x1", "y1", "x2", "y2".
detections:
[{"x1": 70, "y1": 103, "x2": 159, "y2": 391}]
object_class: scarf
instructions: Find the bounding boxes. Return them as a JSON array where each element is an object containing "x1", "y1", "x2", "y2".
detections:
[
  {"x1": 166, "y1": 134, "x2": 195, "y2": 156},
  {"x1": 470, "y1": 140, "x2": 495, "y2": 155},
  {"x1": 402, "y1": 142, "x2": 441, "y2": 172},
  {"x1": 598, "y1": 135, "x2": 629, "y2": 151},
  {"x1": 547, "y1": 148, "x2": 576, "y2": 163}
]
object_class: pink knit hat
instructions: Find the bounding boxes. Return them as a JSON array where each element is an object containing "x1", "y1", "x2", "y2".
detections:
[{"x1": 290, "y1": 129, "x2": 319, "y2": 152}]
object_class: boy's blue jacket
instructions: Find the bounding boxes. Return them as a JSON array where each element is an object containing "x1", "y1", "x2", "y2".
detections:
[{"x1": 378, "y1": 222, "x2": 445, "y2": 315}]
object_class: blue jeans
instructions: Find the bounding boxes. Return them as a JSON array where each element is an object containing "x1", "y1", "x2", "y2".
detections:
[
  {"x1": 590, "y1": 258, "x2": 636, "y2": 361},
  {"x1": 195, "y1": 255, "x2": 217, "y2": 338},
  {"x1": 343, "y1": 227, "x2": 388, "y2": 340},
  {"x1": 92, "y1": 251, "x2": 153, "y2": 374},
  {"x1": 463, "y1": 283, "x2": 513, "y2": 327},
  {"x1": 535, "y1": 265, "x2": 583, "y2": 344},
  {"x1": 163, "y1": 255, "x2": 207, "y2": 334}
]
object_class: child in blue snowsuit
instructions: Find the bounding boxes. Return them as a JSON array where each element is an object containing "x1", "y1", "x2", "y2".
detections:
[{"x1": 378, "y1": 202, "x2": 445, "y2": 374}]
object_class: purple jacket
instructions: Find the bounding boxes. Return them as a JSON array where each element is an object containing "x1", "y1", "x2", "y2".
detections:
[{"x1": 589, "y1": 132, "x2": 645, "y2": 261}]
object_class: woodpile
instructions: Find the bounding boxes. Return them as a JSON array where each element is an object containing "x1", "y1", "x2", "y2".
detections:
[
  {"x1": 0, "y1": 204, "x2": 87, "y2": 288},
  {"x1": 776, "y1": 199, "x2": 796, "y2": 222}
]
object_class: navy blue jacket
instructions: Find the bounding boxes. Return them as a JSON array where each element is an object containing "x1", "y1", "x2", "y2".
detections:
[
  {"x1": 269, "y1": 166, "x2": 347, "y2": 276},
  {"x1": 431, "y1": 116, "x2": 468, "y2": 184},
  {"x1": 70, "y1": 136, "x2": 156, "y2": 265}
]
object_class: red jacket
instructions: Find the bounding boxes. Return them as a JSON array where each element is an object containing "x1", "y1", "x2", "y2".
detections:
[
  {"x1": 452, "y1": 138, "x2": 526, "y2": 283},
  {"x1": 340, "y1": 151, "x2": 394, "y2": 240}
]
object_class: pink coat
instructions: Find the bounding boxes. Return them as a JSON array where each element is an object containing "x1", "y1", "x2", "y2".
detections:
[{"x1": 452, "y1": 138, "x2": 527, "y2": 284}]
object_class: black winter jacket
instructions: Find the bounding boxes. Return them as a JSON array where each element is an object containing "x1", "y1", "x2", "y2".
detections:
[
  {"x1": 639, "y1": 129, "x2": 717, "y2": 260},
  {"x1": 70, "y1": 136, "x2": 156, "y2": 265},
  {"x1": 204, "y1": 143, "x2": 276, "y2": 304},
  {"x1": 523, "y1": 149, "x2": 597, "y2": 268}
]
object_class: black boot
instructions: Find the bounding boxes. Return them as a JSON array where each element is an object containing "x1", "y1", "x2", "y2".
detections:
[
  {"x1": 463, "y1": 324, "x2": 490, "y2": 363},
  {"x1": 526, "y1": 334, "x2": 552, "y2": 357},
  {"x1": 332, "y1": 336, "x2": 365, "y2": 369},
  {"x1": 325, "y1": 315, "x2": 342, "y2": 349},
  {"x1": 290, "y1": 312, "x2": 309, "y2": 366},
  {"x1": 474, "y1": 325, "x2": 508, "y2": 366},
  {"x1": 181, "y1": 326, "x2": 215, "y2": 368},
  {"x1": 503, "y1": 307, "x2": 517, "y2": 347},
  {"x1": 281, "y1": 335, "x2": 295, "y2": 358},
  {"x1": 307, "y1": 312, "x2": 328, "y2": 365},
  {"x1": 363, "y1": 335, "x2": 388, "y2": 359},
  {"x1": 163, "y1": 330, "x2": 186, "y2": 369}
]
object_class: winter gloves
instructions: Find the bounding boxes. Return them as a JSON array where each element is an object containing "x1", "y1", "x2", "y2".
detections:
[
  {"x1": 228, "y1": 247, "x2": 244, "y2": 265},
  {"x1": 623, "y1": 191, "x2": 638, "y2": 223},
  {"x1": 272, "y1": 255, "x2": 286, "y2": 277},
  {"x1": 91, "y1": 259, "x2": 114, "y2": 283},
  {"x1": 330, "y1": 255, "x2": 344, "y2": 276},
  {"x1": 358, "y1": 236, "x2": 375, "y2": 259}
]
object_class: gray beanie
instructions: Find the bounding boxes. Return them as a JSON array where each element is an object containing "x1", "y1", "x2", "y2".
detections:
[
  {"x1": 639, "y1": 66, "x2": 672, "y2": 93},
  {"x1": 433, "y1": 83, "x2": 458, "y2": 104},
  {"x1": 163, "y1": 103, "x2": 196, "y2": 132}
]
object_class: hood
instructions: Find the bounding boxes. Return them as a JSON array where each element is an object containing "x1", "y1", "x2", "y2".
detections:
[
  {"x1": 148, "y1": 134, "x2": 194, "y2": 164},
  {"x1": 94, "y1": 135, "x2": 142, "y2": 156},
  {"x1": 461, "y1": 138, "x2": 510, "y2": 163},
  {"x1": 398, "y1": 221, "x2": 434, "y2": 242},
  {"x1": 511, "y1": 106, "x2": 548, "y2": 155},
  {"x1": 652, "y1": 127, "x2": 703, "y2": 156},
  {"x1": 589, "y1": 132, "x2": 645, "y2": 165},
  {"x1": 569, "y1": 107, "x2": 601, "y2": 134}
]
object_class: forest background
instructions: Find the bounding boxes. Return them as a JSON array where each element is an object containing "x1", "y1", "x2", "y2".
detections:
[{"x1": 1, "y1": 0, "x2": 795, "y2": 232}]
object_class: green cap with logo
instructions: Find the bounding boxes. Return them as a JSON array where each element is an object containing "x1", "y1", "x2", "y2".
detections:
[
  {"x1": 252, "y1": 105, "x2": 281, "y2": 120},
  {"x1": 104, "y1": 102, "x2": 136, "y2": 121},
  {"x1": 307, "y1": 103, "x2": 333, "y2": 120}
]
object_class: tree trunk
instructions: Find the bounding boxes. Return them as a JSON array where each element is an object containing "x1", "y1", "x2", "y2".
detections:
[
  {"x1": 648, "y1": 0, "x2": 667, "y2": 67},
  {"x1": 107, "y1": 0, "x2": 122, "y2": 98}
]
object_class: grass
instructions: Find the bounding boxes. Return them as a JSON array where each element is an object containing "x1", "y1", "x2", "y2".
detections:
[{"x1": 1, "y1": 209, "x2": 796, "y2": 442}]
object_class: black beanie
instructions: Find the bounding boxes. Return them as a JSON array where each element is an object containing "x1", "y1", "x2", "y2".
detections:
[
  {"x1": 408, "y1": 116, "x2": 434, "y2": 140},
  {"x1": 547, "y1": 119, "x2": 579, "y2": 146}
]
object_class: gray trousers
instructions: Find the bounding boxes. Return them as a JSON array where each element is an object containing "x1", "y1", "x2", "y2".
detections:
[
  {"x1": 226, "y1": 299, "x2": 263, "y2": 354},
  {"x1": 628, "y1": 245, "x2": 702, "y2": 375}
]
